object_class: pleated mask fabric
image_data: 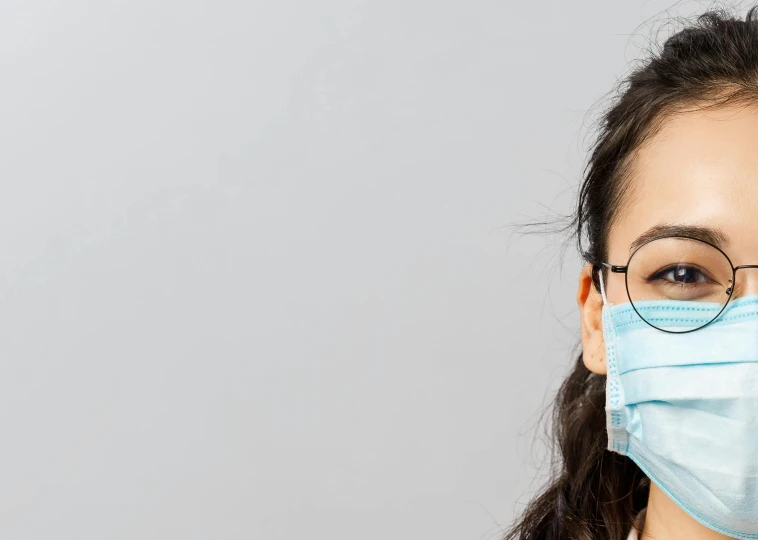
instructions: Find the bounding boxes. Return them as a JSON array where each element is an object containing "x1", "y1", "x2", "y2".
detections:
[{"x1": 601, "y1": 289, "x2": 758, "y2": 539}]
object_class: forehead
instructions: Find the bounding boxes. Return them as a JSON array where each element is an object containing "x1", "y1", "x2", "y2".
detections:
[{"x1": 609, "y1": 104, "x2": 758, "y2": 264}]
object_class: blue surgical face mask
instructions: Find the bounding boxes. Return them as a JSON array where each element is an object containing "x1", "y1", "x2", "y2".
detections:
[{"x1": 598, "y1": 270, "x2": 758, "y2": 539}]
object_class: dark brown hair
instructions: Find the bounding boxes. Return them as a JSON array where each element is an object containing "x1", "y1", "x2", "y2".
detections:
[{"x1": 506, "y1": 5, "x2": 758, "y2": 539}]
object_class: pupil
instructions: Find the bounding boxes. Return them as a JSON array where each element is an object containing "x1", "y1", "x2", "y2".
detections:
[{"x1": 676, "y1": 266, "x2": 695, "y2": 282}]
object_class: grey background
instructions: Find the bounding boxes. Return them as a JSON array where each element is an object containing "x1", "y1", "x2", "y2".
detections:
[{"x1": 0, "y1": 1, "x2": 736, "y2": 538}]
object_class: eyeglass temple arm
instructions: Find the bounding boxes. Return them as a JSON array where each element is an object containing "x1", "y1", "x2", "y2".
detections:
[
  {"x1": 597, "y1": 261, "x2": 627, "y2": 273},
  {"x1": 582, "y1": 252, "x2": 627, "y2": 273}
]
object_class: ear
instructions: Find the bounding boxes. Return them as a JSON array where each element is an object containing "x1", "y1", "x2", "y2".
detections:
[{"x1": 577, "y1": 263, "x2": 607, "y2": 375}]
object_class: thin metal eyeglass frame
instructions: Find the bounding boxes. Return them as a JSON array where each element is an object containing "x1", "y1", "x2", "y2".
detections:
[{"x1": 591, "y1": 233, "x2": 758, "y2": 334}]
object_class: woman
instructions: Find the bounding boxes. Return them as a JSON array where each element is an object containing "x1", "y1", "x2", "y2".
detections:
[{"x1": 507, "y1": 5, "x2": 758, "y2": 540}]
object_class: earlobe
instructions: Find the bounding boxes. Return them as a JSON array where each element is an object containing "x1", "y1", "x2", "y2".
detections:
[{"x1": 577, "y1": 263, "x2": 607, "y2": 375}]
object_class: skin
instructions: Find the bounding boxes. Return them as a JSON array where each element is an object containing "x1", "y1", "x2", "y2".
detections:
[{"x1": 576, "y1": 102, "x2": 758, "y2": 539}]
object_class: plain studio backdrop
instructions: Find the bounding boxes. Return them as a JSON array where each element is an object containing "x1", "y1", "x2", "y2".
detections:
[{"x1": 0, "y1": 0, "x2": 736, "y2": 538}]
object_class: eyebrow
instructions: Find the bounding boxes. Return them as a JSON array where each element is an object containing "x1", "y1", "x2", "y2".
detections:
[{"x1": 629, "y1": 223, "x2": 731, "y2": 254}]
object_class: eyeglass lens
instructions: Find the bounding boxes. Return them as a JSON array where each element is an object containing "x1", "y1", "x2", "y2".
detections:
[{"x1": 625, "y1": 237, "x2": 733, "y2": 332}]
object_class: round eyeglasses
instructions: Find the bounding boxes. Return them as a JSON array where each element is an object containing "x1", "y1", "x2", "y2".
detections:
[{"x1": 587, "y1": 234, "x2": 758, "y2": 334}]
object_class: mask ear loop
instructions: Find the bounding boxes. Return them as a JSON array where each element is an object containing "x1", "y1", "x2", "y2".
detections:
[{"x1": 597, "y1": 265, "x2": 610, "y2": 307}]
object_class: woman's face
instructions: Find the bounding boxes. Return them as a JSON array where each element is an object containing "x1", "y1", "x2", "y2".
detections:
[{"x1": 577, "y1": 103, "x2": 758, "y2": 375}]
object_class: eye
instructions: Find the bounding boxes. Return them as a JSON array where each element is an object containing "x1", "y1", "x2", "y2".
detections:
[{"x1": 650, "y1": 264, "x2": 714, "y2": 285}]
